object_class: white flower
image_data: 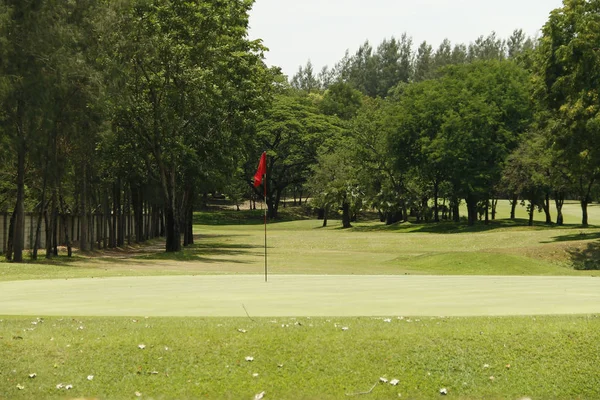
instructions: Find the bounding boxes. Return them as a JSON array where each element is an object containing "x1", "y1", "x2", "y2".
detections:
[
  {"x1": 384, "y1": 319, "x2": 392, "y2": 323},
  {"x1": 341, "y1": 327, "x2": 349, "y2": 331},
  {"x1": 28, "y1": 373, "x2": 36, "y2": 379},
  {"x1": 237, "y1": 329, "x2": 247, "y2": 333},
  {"x1": 254, "y1": 391, "x2": 266, "y2": 400},
  {"x1": 65, "y1": 384, "x2": 73, "y2": 390},
  {"x1": 87, "y1": 375, "x2": 94, "y2": 381},
  {"x1": 135, "y1": 391, "x2": 142, "y2": 397},
  {"x1": 440, "y1": 388, "x2": 448, "y2": 395},
  {"x1": 16, "y1": 384, "x2": 24, "y2": 390},
  {"x1": 252, "y1": 373, "x2": 259, "y2": 377},
  {"x1": 390, "y1": 379, "x2": 400, "y2": 386},
  {"x1": 379, "y1": 377, "x2": 388, "y2": 383},
  {"x1": 483, "y1": 364, "x2": 490, "y2": 368},
  {"x1": 245, "y1": 356, "x2": 254, "y2": 362},
  {"x1": 138, "y1": 344, "x2": 146, "y2": 349}
]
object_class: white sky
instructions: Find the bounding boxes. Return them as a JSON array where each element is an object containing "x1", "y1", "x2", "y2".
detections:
[{"x1": 248, "y1": 0, "x2": 564, "y2": 78}]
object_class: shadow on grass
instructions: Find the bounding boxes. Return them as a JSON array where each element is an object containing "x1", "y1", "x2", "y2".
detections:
[
  {"x1": 132, "y1": 238, "x2": 262, "y2": 264},
  {"x1": 543, "y1": 231, "x2": 600, "y2": 243},
  {"x1": 567, "y1": 241, "x2": 600, "y2": 270},
  {"x1": 350, "y1": 218, "x2": 597, "y2": 235},
  {"x1": 194, "y1": 207, "x2": 310, "y2": 226}
]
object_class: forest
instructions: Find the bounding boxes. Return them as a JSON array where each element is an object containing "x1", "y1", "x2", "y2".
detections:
[{"x1": 1, "y1": 0, "x2": 599, "y2": 261}]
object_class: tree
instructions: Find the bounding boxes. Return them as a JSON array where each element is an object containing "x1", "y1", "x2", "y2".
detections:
[
  {"x1": 535, "y1": 0, "x2": 600, "y2": 226},
  {"x1": 252, "y1": 91, "x2": 343, "y2": 218},
  {"x1": 105, "y1": 0, "x2": 268, "y2": 251}
]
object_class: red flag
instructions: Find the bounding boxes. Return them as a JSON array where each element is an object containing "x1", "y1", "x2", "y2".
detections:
[{"x1": 253, "y1": 152, "x2": 266, "y2": 187}]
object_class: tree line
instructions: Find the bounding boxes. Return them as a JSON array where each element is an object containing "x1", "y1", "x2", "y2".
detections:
[
  {"x1": 1, "y1": 0, "x2": 598, "y2": 261},
  {"x1": 260, "y1": 0, "x2": 600, "y2": 230}
]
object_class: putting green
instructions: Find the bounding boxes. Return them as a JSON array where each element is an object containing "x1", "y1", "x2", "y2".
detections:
[{"x1": 1, "y1": 275, "x2": 600, "y2": 317}]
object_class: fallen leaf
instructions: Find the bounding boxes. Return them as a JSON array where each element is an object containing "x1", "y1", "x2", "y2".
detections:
[
  {"x1": 483, "y1": 364, "x2": 490, "y2": 369},
  {"x1": 440, "y1": 388, "x2": 448, "y2": 395},
  {"x1": 87, "y1": 375, "x2": 94, "y2": 381},
  {"x1": 506, "y1": 364, "x2": 511, "y2": 369},
  {"x1": 28, "y1": 373, "x2": 36, "y2": 379},
  {"x1": 489, "y1": 376, "x2": 495, "y2": 381},
  {"x1": 17, "y1": 384, "x2": 24, "y2": 390},
  {"x1": 277, "y1": 364, "x2": 284, "y2": 368},
  {"x1": 379, "y1": 377, "x2": 389, "y2": 383},
  {"x1": 254, "y1": 391, "x2": 266, "y2": 400},
  {"x1": 384, "y1": 319, "x2": 392, "y2": 323},
  {"x1": 245, "y1": 356, "x2": 254, "y2": 362},
  {"x1": 138, "y1": 344, "x2": 146, "y2": 349},
  {"x1": 252, "y1": 373, "x2": 259, "y2": 377},
  {"x1": 56, "y1": 383, "x2": 64, "y2": 389},
  {"x1": 237, "y1": 329, "x2": 247, "y2": 333},
  {"x1": 135, "y1": 391, "x2": 142, "y2": 397},
  {"x1": 390, "y1": 379, "x2": 400, "y2": 386},
  {"x1": 65, "y1": 384, "x2": 73, "y2": 390},
  {"x1": 341, "y1": 327, "x2": 349, "y2": 331}
]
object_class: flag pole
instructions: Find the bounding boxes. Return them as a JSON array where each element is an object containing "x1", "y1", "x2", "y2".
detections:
[{"x1": 264, "y1": 168, "x2": 268, "y2": 283}]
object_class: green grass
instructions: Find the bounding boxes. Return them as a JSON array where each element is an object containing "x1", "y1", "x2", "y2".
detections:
[
  {"x1": 1, "y1": 315, "x2": 599, "y2": 399},
  {"x1": 2, "y1": 201, "x2": 600, "y2": 282},
  {"x1": 2, "y1": 275, "x2": 600, "y2": 317},
  {"x1": 1, "y1": 200, "x2": 600, "y2": 399}
]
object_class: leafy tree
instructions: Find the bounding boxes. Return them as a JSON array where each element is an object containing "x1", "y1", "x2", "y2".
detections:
[
  {"x1": 534, "y1": 0, "x2": 600, "y2": 226},
  {"x1": 252, "y1": 91, "x2": 343, "y2": 218},
  {"x1": 104, "y1": 0, "x2": 268, "y2": 251}
]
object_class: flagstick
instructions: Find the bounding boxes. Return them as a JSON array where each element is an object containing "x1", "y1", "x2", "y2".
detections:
[{"x1": 264, "y1": 171, "x2": 268, "y2": 283}]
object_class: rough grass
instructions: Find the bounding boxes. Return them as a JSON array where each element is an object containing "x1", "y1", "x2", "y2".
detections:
[{"x1": 1, "y1": 315, "x2": 599, "y2": 400}]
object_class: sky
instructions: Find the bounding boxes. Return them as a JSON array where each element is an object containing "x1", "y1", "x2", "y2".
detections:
[{"x1": 248, "y1": 0, "x2": 564, "y2": 78}]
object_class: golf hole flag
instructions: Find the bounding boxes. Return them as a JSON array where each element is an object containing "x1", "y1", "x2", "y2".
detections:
[{"x1": 254, "y1": 152, "x2": 266, "y2": 187}]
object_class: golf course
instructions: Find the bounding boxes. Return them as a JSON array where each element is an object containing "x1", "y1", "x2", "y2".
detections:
[{"x1": 1, "y1": 201, "x2": 600, "y2": 399}]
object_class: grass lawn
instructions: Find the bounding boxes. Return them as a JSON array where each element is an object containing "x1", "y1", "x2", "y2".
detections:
[
  {"x1": 1, "y1": 315, "x2": 600, "y2": 400},
  {"x1": 1, "y1": 201, "x2": 600, "y2": 282},
  {"x1": 1, "y1": 200, "x2": 600, "y2": 399}
]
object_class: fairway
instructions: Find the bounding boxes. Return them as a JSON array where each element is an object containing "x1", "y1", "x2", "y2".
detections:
[{"x1": 1, "y1": 274, "x2": 600, "y2": 317}]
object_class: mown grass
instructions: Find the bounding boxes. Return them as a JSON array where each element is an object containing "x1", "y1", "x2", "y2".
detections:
[
  {"x1": 1, "y1": 200, "x2": 600, "y2": 282},
  {"x1": 1, "y1": 315, "x2": 599, "y2": 399}
]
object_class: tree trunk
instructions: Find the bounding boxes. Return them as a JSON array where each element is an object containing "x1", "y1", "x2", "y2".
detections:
[
  {"x1": 59, "y1": 196, "x2": 72, "y2": 257},
  {"x1": 451, "y1": 197, "x2": 460, "y2": 223},
  {"x1": 342, "y1": 201, "x2": 352, "y2": 229},
  {"x1": 465, "y1": 195, "x2": 478, "y2": 226},
  {"x1": 5, "y1": 210, "x2": 16, "y2": 261},
  {"x1": 80, "y1": 164, "x2": 89, "y2": 251},
  {"x1": 510, "y1": 194, "x2": 518, "y2": 220},
  {"x1": 433, "y1": 180, "x2": 440, "y2": 223},
  {"x1": 317, "y1": 208, "x2": 325, "y2": 220},
  {"x1": 165, "y1": 205, "x2": 181, "y2": 252},
  {"x1": 484, "y1": 199, "x2": 489, "y2": 225},
  {"x1": 581, "y1": 199, "x2": 589, "y2": 227},
  {"x1": 52, "y1": 205, "x2": 58, "y2": 256},
  {"x1": 12, "y1": 144, "x2": 26, "y2": 263},
  {"x1": 555, "y1": 193, "x2": 564, "y2": 226},
  {"x1": 116, "y1": 179, "x2": 123, "y2": 247},
  {"x1": 491, "y1": 198, "x2": 498, "y2": 220},
  {"x1": 528, "y1": 200, "x2": 535, "y2": 226},
  {"x1": 131, "y1": 185, "x2": 143, "y2": 243},
  {"x1": 543, "y1": 193, "x2": 552, "y2": 224},
  {"x1": 322, "y1": 206, "x2": 328, "y2": 227},
  {"x1": 44, "y1": 206, "x2": 52, "y2": 259}
]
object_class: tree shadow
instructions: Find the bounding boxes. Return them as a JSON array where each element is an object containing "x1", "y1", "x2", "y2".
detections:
[
  {"x1": 351, "y1": 218, "x2": 571, "y2": 234},
  {"x1": 566, "y1": 241, "x2": 600, "y2": 270},
  {"x1": 542, "y1": 231, "x2": 600, "y2": 243}
]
